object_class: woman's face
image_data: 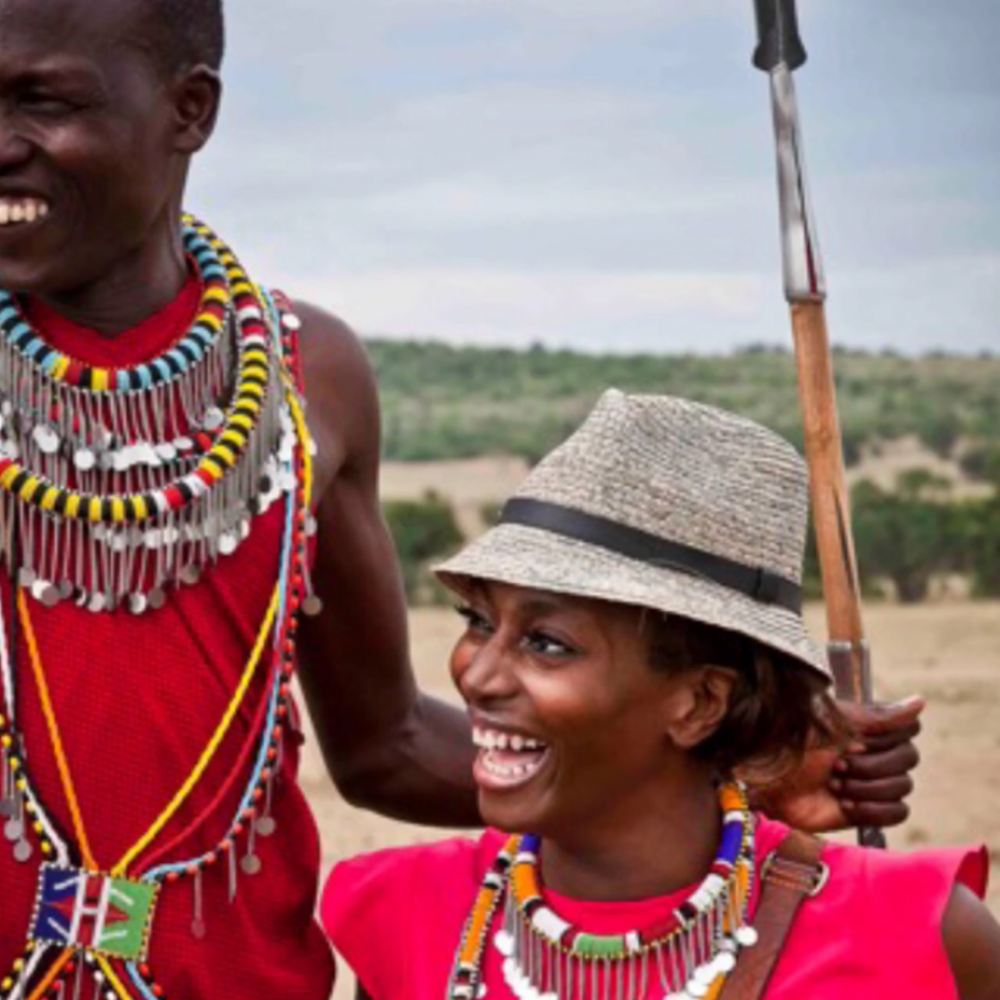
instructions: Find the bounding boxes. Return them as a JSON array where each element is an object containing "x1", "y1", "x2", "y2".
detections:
[{"x1": 450, "y1": 580, "x2": 693, "y2": 838}]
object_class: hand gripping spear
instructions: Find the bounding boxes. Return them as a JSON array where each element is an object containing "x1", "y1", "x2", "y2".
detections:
[{"x1": 751, "y1": 0, "x2": 886, "y2": 848}]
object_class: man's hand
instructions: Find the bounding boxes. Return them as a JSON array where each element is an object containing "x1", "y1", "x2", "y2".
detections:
[{"x1": 753, "y1": 696, "x2": 924, "y2": 834}]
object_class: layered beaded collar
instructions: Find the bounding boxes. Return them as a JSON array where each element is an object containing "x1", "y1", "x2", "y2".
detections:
[
  {"x1": 0, "y1": 216, "x2": 307, "y2": 614},
  {"x1": 449, "y1": 782, "x2": 760, "y2": 1000},
  {"x1": 0, "y1": 219, "x2": 324, "y2": 1000}
]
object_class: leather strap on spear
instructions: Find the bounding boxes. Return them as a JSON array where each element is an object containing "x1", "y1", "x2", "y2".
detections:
[{"x1": 751, "y1": 0, "x2": 886, "y2": 848}]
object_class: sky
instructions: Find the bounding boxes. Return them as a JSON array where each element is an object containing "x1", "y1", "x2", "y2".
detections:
[{"x1": 188, "y1": 0, "x2": 1000, "y2": 355}]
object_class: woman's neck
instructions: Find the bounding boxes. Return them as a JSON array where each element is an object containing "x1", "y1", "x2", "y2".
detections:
[{"x1": 539, "y1": 769, "x2": 722, "y2": 903}]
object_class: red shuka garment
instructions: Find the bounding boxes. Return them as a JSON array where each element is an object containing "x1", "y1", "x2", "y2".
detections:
[
  {"x1": 0, "y1": 277, "x2": 335, "y2": 999},
  {"x1": 324, "y1": 816, "x2": 988, "y2": 1000}
]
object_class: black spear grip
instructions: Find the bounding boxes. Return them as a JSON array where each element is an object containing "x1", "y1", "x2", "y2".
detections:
[{"x1": 752, "y1": 0, "x2": 808, "y2": 72}]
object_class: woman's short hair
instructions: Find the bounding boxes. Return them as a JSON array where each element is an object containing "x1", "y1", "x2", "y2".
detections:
[{"x1": 645, "y1": 612, "x2": 847, "y2": 780}]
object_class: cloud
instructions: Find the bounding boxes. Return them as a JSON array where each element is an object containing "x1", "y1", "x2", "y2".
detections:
[
  {"x1": 184, "y1": 0, "x2": 999, "y2": 355},
  {"x1": 294, "y1": 265, "x2": 771, "y2": 351}
]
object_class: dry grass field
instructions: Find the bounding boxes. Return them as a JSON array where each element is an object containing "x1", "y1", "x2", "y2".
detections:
[{"x1": 305, "y1": 601, "x2": 1000, "y2": 998}]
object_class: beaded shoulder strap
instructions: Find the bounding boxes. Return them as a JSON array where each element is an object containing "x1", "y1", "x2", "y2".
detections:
[
  {"x1": 717, "y1": 830, "x2": 828, "y2": 1000},
  {"x1": 269, "y1": 289, "x2": 306, "y2": 394}
]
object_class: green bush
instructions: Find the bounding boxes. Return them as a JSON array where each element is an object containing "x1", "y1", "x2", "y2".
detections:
[
  {"x1": 383, "y1": 492, "x2": 464, "y2": 604},
  {"x1": 960, "y1": 445, "x2": 1000, "y2": 489},
  {"x1": 366, "y1": 340, "x2": 1000, "y2": 465},
  {"x1": 851, "y1": 480, "x2": 958, "y2": 603}
]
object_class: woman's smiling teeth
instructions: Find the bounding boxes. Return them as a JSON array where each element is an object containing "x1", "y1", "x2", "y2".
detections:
[
  {"x1": 473, "y1": 727, "x2": 550, "y2": 785},
  {"x1": 0, "y1": 199, "x2": 51, "y2": 227}
]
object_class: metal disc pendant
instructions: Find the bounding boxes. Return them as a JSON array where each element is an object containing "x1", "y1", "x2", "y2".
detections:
[
  {"x1": 302, "y1": 595, "x2": 323, "y2": 617},
  {"x1": 148, "y1": 588, "x2": 167, "y2": 610},
  {"x1": 241, "y1": 855, "x2": 262, "y2": 876},
  {"x1": 129, "y1": 594, "x2": 148, "y2": 616},
  {"x1": 74, "y1": 448, "x2": 97, "y2": 471},
  {"x1": 0, "y1": 798, "x2": 13, "y2": 818},
  {"x1": 716, "y1": 952, "x2": 737, "y2": 974},
  {"x1": 156, "y1": 442, "x2": 178, "y2": 462},
  {"x1": 4, "y1": 818, "x2": 23, "y2": 842},
  {"x1": 33, "y1": 425, "x2": 60, "y2": 454},
  {"x1": 255, "y1": 816, "x2": 276, "y2": 838},
  {"x1": 88, "y1": 592, "x2": 106, "y2": 614},
  {"x1": 179, "y1": 565, "x2": 201, "y2": 586},
  {"x1": 58, "y1": 580, "x2": 75, "y2": 600},
  {"x1": 37, "y1": 581, "x2": 61, "y2": 609},
  {"x1": 18, "y1": 567, "x2": 36, "y2": 588},
  {"x1": 695, "y1": 964, "x2": 717, "y2": 986},
  {"x1": 13, "y1": 839, "x2": 32, "y2": 863},
  {"x1": 218, "y1": 533, "x2": 237, "y2": 557},
  {"x1": 203, "y1": 407, "x2": 225, "y2": 432}
]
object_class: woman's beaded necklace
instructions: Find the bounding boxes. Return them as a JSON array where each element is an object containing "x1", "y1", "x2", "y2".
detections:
[
  {"x1": 0, "y1": 251, "x2": 321, "y2": 1000},
  {"x1": 0, "y1": 217, "x2": 302, "y2": 615},
  {"x1": 449, "y1": 783, "x2": 760, "y2": 1000}
]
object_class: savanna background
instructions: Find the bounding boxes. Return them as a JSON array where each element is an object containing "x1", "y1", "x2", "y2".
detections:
[
  {"x1": 305, "y1": 344, "x2": 1000, "y2": 998},
  {"x1": 188, "y1": 2, "x2": 1000, "y2": 992}
]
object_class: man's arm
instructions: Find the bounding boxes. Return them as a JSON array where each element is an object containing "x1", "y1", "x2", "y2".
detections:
[
  {"x1": 294, "y1": 302, "x2": 478, "y2": 826},
  {"x1": 750, "y1": 696, "x2": 923, "y2": 832},
  {"x1": 290, "y1": 301, "x2": 922, "y2": 832}
]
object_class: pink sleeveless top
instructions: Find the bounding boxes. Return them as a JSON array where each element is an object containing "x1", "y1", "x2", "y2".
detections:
[
  {"x1": 323, "y1": 816, "x2": 987, "y2": 1000},
  {"x1": 0, "y1": 279, "x2": 335, "y2": 998}
]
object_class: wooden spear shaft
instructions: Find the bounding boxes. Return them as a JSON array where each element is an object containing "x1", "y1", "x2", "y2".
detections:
[{"x1": 752, "y1": 0, "x2": 885, "y2": 847}]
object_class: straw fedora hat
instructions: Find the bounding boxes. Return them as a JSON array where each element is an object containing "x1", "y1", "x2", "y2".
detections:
[{"x1": 436, "y1": 389, "x2": 830, "y2": 681}]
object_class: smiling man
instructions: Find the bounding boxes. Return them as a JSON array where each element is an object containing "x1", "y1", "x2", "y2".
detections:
[{"x1": 0, "y1": 0, "x2": 924, "y2": 997}]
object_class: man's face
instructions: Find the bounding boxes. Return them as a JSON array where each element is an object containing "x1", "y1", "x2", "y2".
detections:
[{"x1": 0, "y1": 0, "x2": 182, "y2": 296}]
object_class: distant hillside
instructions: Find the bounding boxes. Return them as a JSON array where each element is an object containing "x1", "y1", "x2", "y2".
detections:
[{"x1": 366, "y1": 340, "x2": 1000, "y2": 468}]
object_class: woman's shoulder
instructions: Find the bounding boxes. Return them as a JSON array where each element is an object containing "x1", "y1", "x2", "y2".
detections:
[
  {"x1": 818, "y1": 830, "x2": 988, "y2": 907},
  {"x1": 322, "y1": 830, "x2": 509, "y2": 999},
  {"x1": 323, "y1": 828, "x2": 507, "y2": 929},
  {"x1": 756, "y1": 814, "x2": 988, "y2": 905},
  {"x1": 755, "y1": 815, "x2": 990, "y2": 997}
]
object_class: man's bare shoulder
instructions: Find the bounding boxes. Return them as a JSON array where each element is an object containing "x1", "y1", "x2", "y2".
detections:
[{"x1": 291, "y1": 299, "x2": 381, "y2": 492}]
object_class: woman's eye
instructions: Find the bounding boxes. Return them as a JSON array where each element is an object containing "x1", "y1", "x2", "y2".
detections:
[
  {"x1": 455, "y1": 605, "x2": 493, "y2": 634},
  {"x1": 523, "y1": 632, "x2": 575, "y2": 658},
  {"x1": 21, "y1": 93, "x2": 77, "y2": 114}
]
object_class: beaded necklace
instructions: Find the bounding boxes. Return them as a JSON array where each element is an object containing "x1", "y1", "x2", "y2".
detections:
[
  {"x1": 0, "y1": 261, "x2": 321, "y2": 1000},
  {"x1": 449, "y1": 783, "x2": 760, "y2": 1000},
  {"x1": 0, "y1": 218, "x2": 300, "y2": 615}
]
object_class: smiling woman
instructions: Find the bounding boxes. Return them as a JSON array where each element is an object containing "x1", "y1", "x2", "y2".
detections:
[{"x1": 322, "y1": 390, "x2": 1000, "y2": 1000}]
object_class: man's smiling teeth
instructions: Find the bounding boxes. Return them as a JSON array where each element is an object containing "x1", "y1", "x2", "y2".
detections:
[
  {"x1": 0, "y1": 199, "x2": 50, "y2": 226},
  {"x1": 472, "y1": 727, "x2": 546, "y2": 751}
]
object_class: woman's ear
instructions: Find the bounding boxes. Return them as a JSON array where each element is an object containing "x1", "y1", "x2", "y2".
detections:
[
  {"x1": 663, "y1": 666, "x2": 738, "y2": 750},
  {"x1": 170, "y1": 66, "x2": 223, "y2": 155}
]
